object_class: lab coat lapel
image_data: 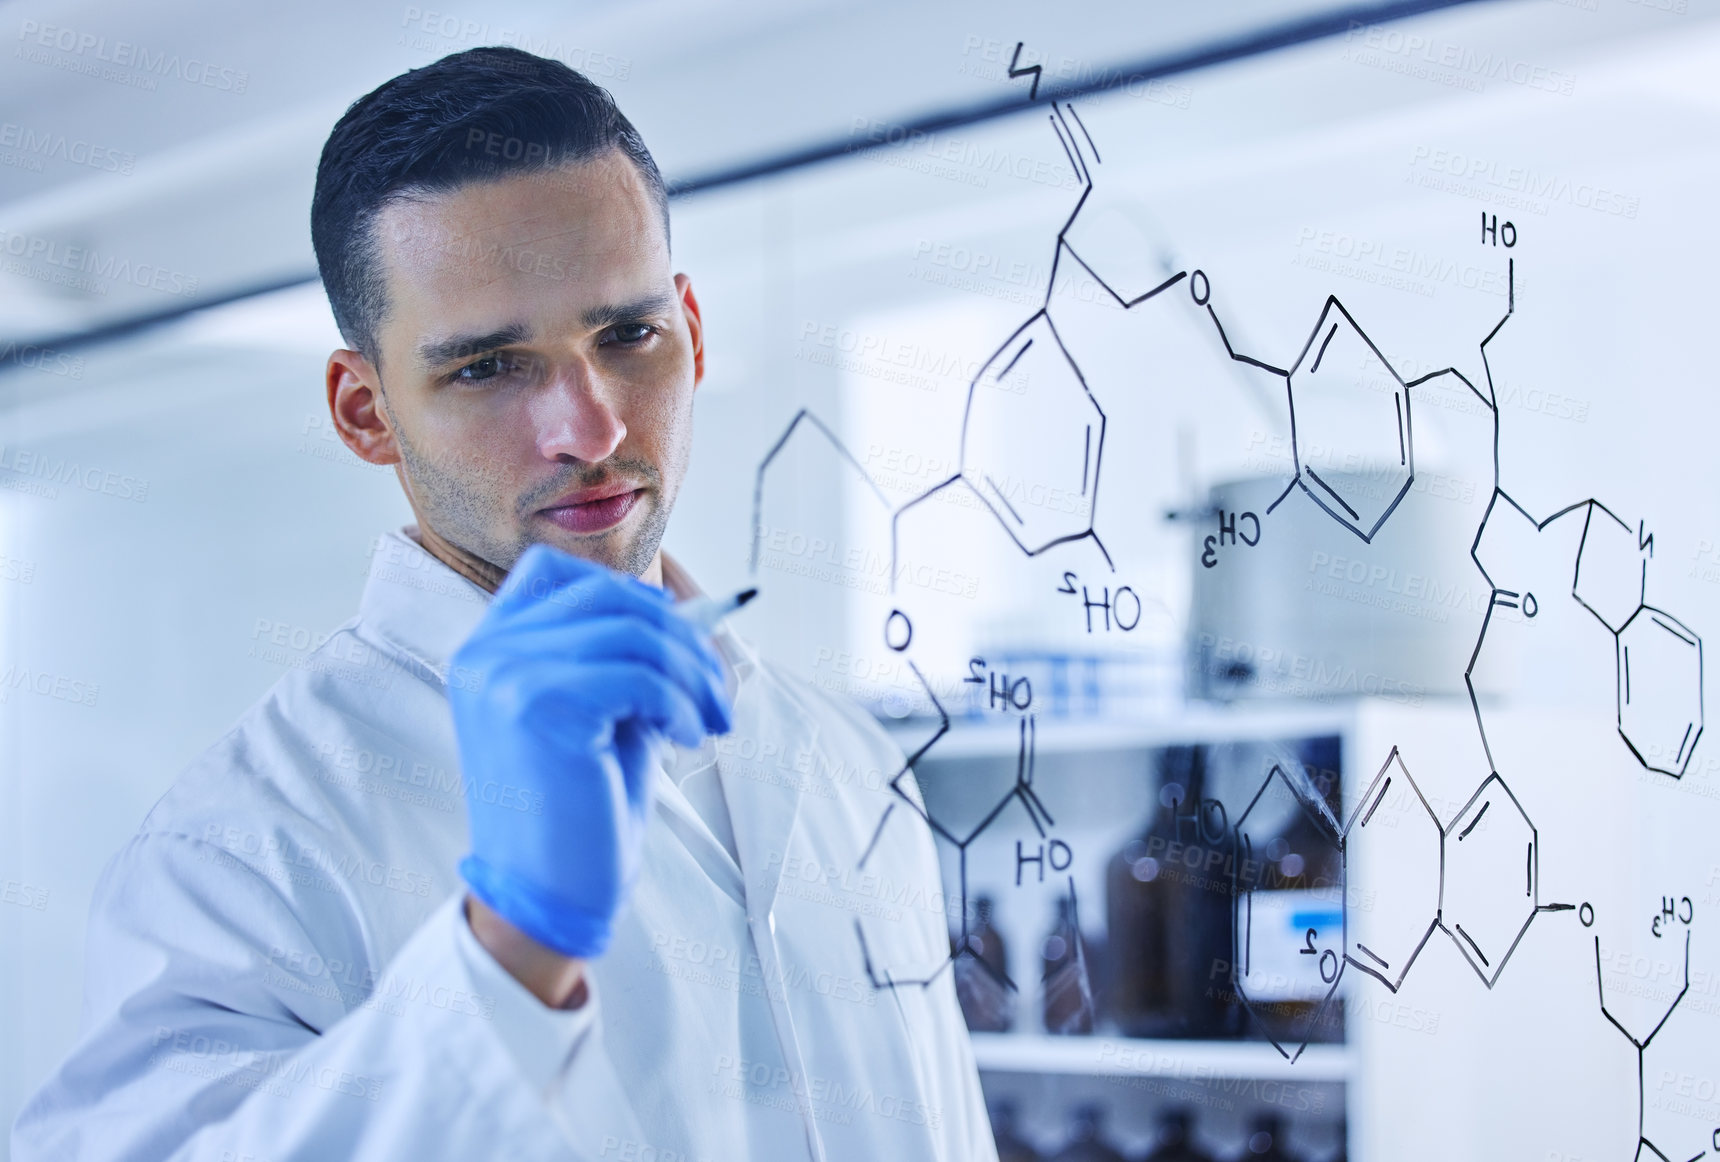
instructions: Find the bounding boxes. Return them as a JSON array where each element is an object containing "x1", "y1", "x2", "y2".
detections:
[
  {"x1": 712, "y1": 636, "x2": 819, "y2": 917},
  {"x1": 710, "y1": 641, "x2": 830, "y2": 1162},
  {"x1": 650, "y1": 767, "x2": 747, "y2": 909}
]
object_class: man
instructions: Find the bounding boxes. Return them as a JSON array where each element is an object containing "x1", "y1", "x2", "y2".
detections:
[{"x1": 14, "y1": 46, "x2": 994, "y2": 1161}]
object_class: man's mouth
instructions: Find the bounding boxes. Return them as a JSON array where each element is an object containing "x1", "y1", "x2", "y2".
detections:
[{"x1": 536, "y1": 484, "x2": 645, "y2": 535}]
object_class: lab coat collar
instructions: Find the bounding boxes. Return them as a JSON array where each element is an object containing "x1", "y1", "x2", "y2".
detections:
[{"x1": 356, "y1": 527, "x2": 491, "y2": 687}]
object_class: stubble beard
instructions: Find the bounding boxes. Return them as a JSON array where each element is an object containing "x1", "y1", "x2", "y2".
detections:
[{"x1": 385, "y1": 397, "x2": 674, "y2": 579}]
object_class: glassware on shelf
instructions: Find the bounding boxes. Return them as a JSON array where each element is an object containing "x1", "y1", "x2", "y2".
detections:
[
  {"x1": 1102, "y1": 745, "x2": 1239, "y2": 1038},
  {"x1": 1241, "y1": 1112, "x2": 1302, "y2": 1161},
  {"x1": 989, "y1": 1098, "x2": 1045, "y2": 1162},
  {"x1": 1136, "y1": 1107, "x2": 1216, "y2": 1162},
  {"x1": 1049, "y1": 1103, "x2": 1128, "y2": 1162},
  {"x1": 953, "y1": 894, "x2": 1015, "y2": 1032},
  {"x1": 1228, "y1": 736, "x2": 1347, "y2": 1051},
  {"x1": 1327, "y1": 1117, "x2": 1347, "y2": 1162},
  {"x1": 1041, "y1": 892, "x2": 1095, "y2": 1034}
]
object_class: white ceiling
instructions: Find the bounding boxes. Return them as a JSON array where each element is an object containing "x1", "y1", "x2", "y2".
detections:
[
  {"x1": 0, "y1": 0, "x2": 1470, "y2": 346},
  {"x1": 2, "y1": 0, "x2": 1711, "y2": 350}
]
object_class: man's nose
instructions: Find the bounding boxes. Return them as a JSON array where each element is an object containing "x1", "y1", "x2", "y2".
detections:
[{"x1": 533, "y1": 366, "x2": 626, "y2": 463}]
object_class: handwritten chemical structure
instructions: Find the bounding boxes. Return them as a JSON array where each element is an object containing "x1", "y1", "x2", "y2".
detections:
[
  {"x1": 746, "y1": 41, "x2": 1710, "y2": 1155},
  {"x1": 1588, "y1": 900, "x2": 1713, "y2": 1162}
]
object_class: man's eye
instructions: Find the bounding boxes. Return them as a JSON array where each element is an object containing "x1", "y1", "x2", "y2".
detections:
[
  {"x1": 454, "y1": 355, "x2": 508, "y2": 382},
  {"x1": 605, "y1": 323, "x2": 656, "y2": 345}
]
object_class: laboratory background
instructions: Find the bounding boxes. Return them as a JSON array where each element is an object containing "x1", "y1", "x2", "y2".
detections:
[{"x1": 4, "y1": 1, "x2": 1719, "y2": 1158}]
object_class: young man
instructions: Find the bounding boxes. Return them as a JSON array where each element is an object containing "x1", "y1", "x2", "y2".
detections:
[{"x1": 14, "y1": 46, "x2": 994, "y2": 1161}]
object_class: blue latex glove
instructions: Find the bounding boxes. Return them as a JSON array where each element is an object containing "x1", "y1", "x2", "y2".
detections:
[{"x1": 449, "y1": 543, "x2": 733, "y2": 959}]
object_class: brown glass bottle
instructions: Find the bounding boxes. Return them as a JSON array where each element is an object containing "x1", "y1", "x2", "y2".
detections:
[
  {"x1": 1103, "y1": 745, "x2": 1239, "y2": 1038},
  {"x1": 953, "y1": 894, "x2": 1014, "y2": 1032},
  {"x1": 1240, "y1": 1112, "x2": 1302, "y2": 1162},
  {"x1": 1231, "y1": 737, "x2": 1346, "y2": 1051},
  {"x1": 1041, "y1": 893, "x2": 1095, "y2": 1034},
  {"x1": 1050, "y1": 1104, "x2": 1128, "y2": 1162},
  {"x1": 990, "y1": 1099, "x2": 1045, "y2": 1162},
  {"x1": 1136, "y1": 1107, "x2": 1216, "y2": 1162}
]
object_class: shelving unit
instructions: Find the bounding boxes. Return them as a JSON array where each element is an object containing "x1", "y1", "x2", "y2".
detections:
[
  {"x1": 969, "y1": 1033, "x2": 1352, "y2": 1083},
  {"x1": 886, "y1": 705, "x2": 1356, "y2": 759},
  {"x1": 886, "y1": 700, "x2": 1363, "y2": 1159}
]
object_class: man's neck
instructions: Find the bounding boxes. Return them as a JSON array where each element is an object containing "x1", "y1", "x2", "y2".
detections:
[{"x1": 409, "y1": 519, "x2": 508, "y2": 594}]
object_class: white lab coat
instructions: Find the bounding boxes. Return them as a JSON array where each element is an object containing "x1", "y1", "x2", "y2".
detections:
[{"x1": 13, "y1": 530, "x2": 997, "y2": 1162}]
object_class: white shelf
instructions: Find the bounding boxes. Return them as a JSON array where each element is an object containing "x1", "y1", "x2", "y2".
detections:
[
  {"x1": 969, "y1": 1033, "x2": 1352, "y2": 1082},
  {"x1": 887, "y1": 704, "x2": 1357, "y2": 760}
]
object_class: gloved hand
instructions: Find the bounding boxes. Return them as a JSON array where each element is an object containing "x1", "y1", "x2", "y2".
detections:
[{"x1": 449, "y1": 542, "x2": 733, "y2": 959}]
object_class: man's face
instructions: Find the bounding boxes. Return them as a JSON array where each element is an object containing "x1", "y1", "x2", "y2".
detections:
[{"x1": 363, "y1": 151, "x2": 699, "y2": 577}]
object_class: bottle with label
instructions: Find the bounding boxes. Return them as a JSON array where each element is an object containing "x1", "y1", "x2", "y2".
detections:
[
  {"x1": 1138, "y1": 1107, "x2": 1216, "y2": 1162},
  {"x1": 1041, "y1": 892, "x2": 1095, "y2": 1035},
  {"x1": 953, "y1": 894, "x2": 1014, "y2": 1032},
  {"x1": 1230, "y1": 736, "x2": 1346, "y2": 1051},
  {"x1": 1049, "y1": 1103, "x2": 1127, "y2": 1162},
  {"x1": 989, "y1": 1099, "x2": 1045, "y2": 1162},
  {"x1": 1102, "y1": 745, "x2": 1239, "y2": 1038}
]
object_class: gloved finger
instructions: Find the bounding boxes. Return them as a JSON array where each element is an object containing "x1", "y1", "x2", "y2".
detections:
[
  {"x1": 468, "y1": 614, "x2": 731, "y2": 734},
  {"x1": 472, "y1": 571, "x2": 729, "y2": 689},
  {"x1": 456, "y1": 639, "x2": 725, "y2": 751},
  {"x1": 490, "y1": 542, "x2": 611, "y2": 612},
  {"x1": 612, "y1": 717, "x2": 660, "y2": 814},
  {"x1": 513, "y1": 658, "x2": 710, "y2": 749},
  {"x1": 491, "y1": 542, "x2": 668, "y2": 618},
  {"x1": 490, "y1": 577, "x2": 725, "y2": 682},
  {"x1": 666, "y1": 604, "x2": 739, "y2": 687}
]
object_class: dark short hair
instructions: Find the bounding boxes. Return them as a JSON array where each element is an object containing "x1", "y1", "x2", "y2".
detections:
[{"x1": 311, "y1": 46, "x2": 669, "y2": 365}]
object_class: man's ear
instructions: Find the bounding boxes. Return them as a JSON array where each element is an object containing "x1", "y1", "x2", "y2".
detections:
[
  {"x1": 675, "y1": 272, "x2": 704, "y2": 390},
  {"x1": 326, "y1": 348, "x2": 401, "y2": 466}
]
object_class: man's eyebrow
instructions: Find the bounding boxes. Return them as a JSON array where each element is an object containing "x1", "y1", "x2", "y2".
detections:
[
  {"x1": 417, "y1": 322, "x2": 533, "y2": 367},
  {"x1": 582, "y1": 292, "x2": 678, "y2": 331}
]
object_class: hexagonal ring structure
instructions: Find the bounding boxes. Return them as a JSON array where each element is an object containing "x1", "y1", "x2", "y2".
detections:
[
  {"x1": 1616, "y1": 605, "x2": 1704, "y2": 778},
  {"x1": 1341, "y1": 748, "x2": 1443, "y2": 993},
  {"x1": 960, "y1": 311, "x2": 1103, "y2": 556},
  {"x1": 1233, "y1": 763, "x2": 1346, "y2": 1061},
  {"x1": 1440, "y1": 773, "x2": 1538, "y2": 987},
  {"x1": 1286, "y1": 297, "x2": 1413, "y2": 543}
]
